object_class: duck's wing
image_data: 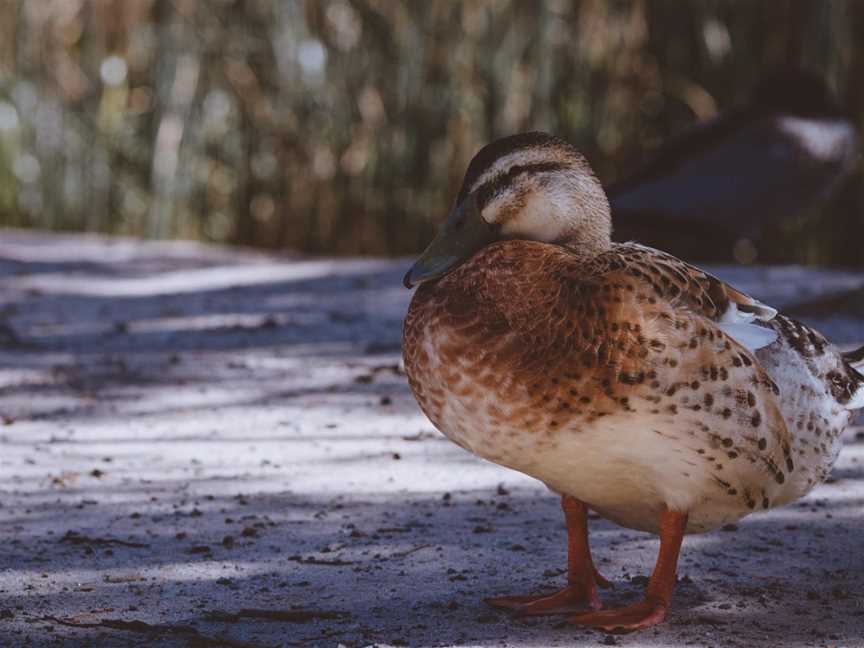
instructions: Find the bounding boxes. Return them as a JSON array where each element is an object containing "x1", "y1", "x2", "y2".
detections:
[
  {"x1": 604, "y1": 242, "x2": 864, "y2": 413},
  {"x1": 605, "y1": 242, "x2": 778, "y2": 352},
  {"x1": 574, "y1": 242, "x2": 800, "y2": 493}
]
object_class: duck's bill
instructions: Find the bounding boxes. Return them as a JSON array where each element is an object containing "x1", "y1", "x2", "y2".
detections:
[{"x1": 403, "y1": 194, "x2": 499, "y2": 288}]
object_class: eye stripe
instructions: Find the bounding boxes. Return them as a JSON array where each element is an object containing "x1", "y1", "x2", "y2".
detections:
[
  {"x1": 474, "y1": 161, "x2": 567, "y2": 208},
  {"x1": 455, "y1": 132, "x2": 571, "y2": 203}
]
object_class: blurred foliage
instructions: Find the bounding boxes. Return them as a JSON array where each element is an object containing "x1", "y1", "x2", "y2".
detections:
[{"x1": 0, "y1": 0, "x2": 862, "y2": 262}]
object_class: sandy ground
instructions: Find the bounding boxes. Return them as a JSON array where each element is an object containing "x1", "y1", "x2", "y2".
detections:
[{"x1": 0, "y1": 229, "x2": 863, "y2": 648}]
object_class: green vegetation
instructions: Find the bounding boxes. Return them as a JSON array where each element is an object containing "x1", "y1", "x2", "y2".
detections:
[{"x1": 0, "y1": 1, "x2": 861, "y2": 262}]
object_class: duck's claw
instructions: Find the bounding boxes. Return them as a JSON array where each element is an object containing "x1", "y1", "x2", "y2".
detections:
[
  {"x1": 485, "y1": 584, "x2": 602, "y2": 616},
  {"x1": 569, "y1": 599, "x2": 667, "y2": 633}
]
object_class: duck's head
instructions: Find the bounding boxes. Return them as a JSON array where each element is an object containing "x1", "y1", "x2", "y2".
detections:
[{"x1": 404, "y1": 132, "x2": 610, "y2": 288}]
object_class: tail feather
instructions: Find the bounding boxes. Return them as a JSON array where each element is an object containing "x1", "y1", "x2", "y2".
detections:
[
  {"x1": 843, "y1": 345, "x2": 864, "y2": 371},
  {"x1": 843, "y1": 346, "x2": 864, "y2": 410},
  {"x1": 847, "y1": 381, "x2": 864, "y2": 410},
  {"x1": 717, "y1": 302, "x2": 777, "y2": 352}
]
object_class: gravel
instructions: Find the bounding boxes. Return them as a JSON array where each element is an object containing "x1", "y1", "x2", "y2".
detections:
[{"x1": 0, "y1": 229, "x2": 862, "y2": 648}]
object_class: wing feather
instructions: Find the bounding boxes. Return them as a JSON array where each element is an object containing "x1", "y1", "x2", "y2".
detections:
[{"x1": 607, "y1": 243, "x2": 778, "y2": 350}]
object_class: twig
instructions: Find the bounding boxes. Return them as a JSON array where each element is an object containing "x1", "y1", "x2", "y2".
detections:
[
  {"x1": 205, "y1": 608, "x2": 349, "y2": 623},
  {"x1": 287, "y1": 555, "x2": 354, "y2": 566},
  {"x1": 38, "y1": 616, "x2": 272, "y2": 648},
  {"x1": 390, "y1": 543, "x2": 431, "y2": 559},
  {"x1": 59, "y1": 530, "x2": 148, "y2": 548}
]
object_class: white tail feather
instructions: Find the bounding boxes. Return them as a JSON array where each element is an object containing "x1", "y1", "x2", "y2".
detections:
[
  {"x1": 717, "y1": 302, "x2": 778, "y2": 352},
  {"x1": 717, "y1": 322, "x2": 778, "y2": 352},
  {"x1": 845, "y1": 379, "x2": 864, "y2": 410}
]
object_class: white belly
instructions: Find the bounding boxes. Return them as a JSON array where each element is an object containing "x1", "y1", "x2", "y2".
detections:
[{"x1": 436, "y1": 392, "x2": 760, "y2": 535}]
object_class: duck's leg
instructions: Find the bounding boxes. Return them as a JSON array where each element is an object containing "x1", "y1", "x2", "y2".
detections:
[
  {"x1": 569, "y1": 509, "x2": 687, "y2": 633},
  {"x1": 485, "y1": 495, "x2": 609, "y2": 615}
]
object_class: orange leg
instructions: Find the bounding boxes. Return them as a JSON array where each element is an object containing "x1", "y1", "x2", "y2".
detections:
[
  {"x1": 569, "y1": 509, "x2": 687, "y2": 633},
  {"x1": 486, "y1": 496, "x2": 610, "y2": 615}
]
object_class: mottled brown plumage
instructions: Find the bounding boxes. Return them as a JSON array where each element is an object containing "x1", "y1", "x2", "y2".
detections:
[
  {"x1": 404, "y1": 239, "x2": 852, "y2": 531},
  {"x1": 401, "y1": 132, "x2": 864, "y2": 632}
]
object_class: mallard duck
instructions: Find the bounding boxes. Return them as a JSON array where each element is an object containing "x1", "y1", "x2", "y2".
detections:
[
  {"x1": 610, "y1": 71, "x2": 859, "y2": 261},
  {"x1": 401, "y1": 132, "x2": 864, "y2": 632}
]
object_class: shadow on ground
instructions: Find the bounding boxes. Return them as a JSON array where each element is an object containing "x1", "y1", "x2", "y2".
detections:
[
  {"x1": 3, "y1": 483, "x2": 864, "y2": 647},
  {"x1": 1, "y1": 231, "x2": 863, "y2": 648}
]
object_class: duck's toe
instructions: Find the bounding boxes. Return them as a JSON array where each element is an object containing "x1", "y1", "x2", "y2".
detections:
[
  {"x1": 568, "y1": 598, "x2": 667, "y2": 633},
  {"x1": 485, "y1": 584, "x2": 603, "y2": 616}
]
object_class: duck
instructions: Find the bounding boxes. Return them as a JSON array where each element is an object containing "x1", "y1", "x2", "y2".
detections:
[
  {"x1": 609, "y1": 71, "x2": 859, "y2": 262},
  {"x1": 401, "y1": 131, "x2": 864, "y2": 633}
]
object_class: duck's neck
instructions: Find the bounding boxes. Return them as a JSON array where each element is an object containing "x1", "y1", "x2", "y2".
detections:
[
  {"x1": 555, "y1": 216, "x2": 613, "y2": 260},
  {"x1": 550, "y1": 174, "x2": 613, "y2": 259}
]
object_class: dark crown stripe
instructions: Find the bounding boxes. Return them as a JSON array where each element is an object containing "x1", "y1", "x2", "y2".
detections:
[
  {"x1": 456, "y1": 131, "x2": 573, "y2": 204},
  {"x1": 474, "y1": 161, "x2": 568, "y2": 209}
]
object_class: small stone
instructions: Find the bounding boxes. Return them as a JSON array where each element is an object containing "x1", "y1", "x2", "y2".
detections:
[{"x1": 188, "y1": 545, "x2": 211, "y2": 554}]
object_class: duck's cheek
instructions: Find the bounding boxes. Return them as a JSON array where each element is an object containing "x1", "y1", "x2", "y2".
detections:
[{"x1": 499, "y1": 192, "x2": 568, "y2": 243}]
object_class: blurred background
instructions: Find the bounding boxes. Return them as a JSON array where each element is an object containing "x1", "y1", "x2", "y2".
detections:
[{"x1": 0, "y1": 0, "x2": 862, "y2": 264}]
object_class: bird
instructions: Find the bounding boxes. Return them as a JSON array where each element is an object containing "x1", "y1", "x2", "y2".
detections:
[
  {"x1": 401, "y1": 131, "x2": 864, "y2": 633},
  {"x1": 609, "y1": 71, "x2": 859, "y2": 262}
]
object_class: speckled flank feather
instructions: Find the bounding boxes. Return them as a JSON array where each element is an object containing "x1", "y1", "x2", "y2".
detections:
[
  {"x1": 755, "y1": 314, "x2": 858, "y2": 493},
  {"x1": 403, "y1": 241, "x2": 855, "y2": 534}
]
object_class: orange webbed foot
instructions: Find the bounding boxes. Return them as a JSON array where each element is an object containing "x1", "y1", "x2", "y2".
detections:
[
  {"x1": 486, "y1": 497, "x2": 612, "y2": 616},
  {"x1": 569, "y1": 598, "x2": 667, "y2": 633},
  {"x1": 485, "y1": 583, "x2": 603, "y2": 616}
]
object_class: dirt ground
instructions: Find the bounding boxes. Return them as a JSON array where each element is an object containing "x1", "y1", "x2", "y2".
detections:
[{"x1": 0, "y1": 229, "x2": 863, "y2": 648}]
